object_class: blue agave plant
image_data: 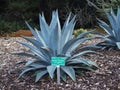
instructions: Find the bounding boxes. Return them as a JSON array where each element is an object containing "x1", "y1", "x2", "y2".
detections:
[
  {"x1": 97, "y1": 7, "x2": 120, "y2": 50},
  {"x1": 17, "y1": 10, "x2": 98, "y2": 82}
]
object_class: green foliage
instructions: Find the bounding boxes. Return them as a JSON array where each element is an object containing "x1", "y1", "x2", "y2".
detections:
[
  {"x1": 0, "y1": 20, "x2": 18, "y2": 34},
  {"x1": 73, "y1": 28, "x2": 88, "y2": 37},
  {"x1": 8, "y1": 1, "x2": 26, "y2": 10},
  {"x1": 96, "y1": 0, "x2": 120, "y2": 10},
  {"x1": 97, "y1": 7, "x2": 120, "y2": 50},
  {"x1": 16, "y1": 10, "x2": 98, "y2": 82},
  {"x1": 0, "y1": 20, "x2": 26, "y2": 35},
  {"x1": 96, "y1": 0, "x2": 120, "y2": 19},
  {"x1": 0, "y1": 0, "x2": 100, "y2": 32}
]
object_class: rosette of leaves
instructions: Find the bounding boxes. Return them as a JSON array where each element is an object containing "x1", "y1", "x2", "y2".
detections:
[
  {"x1": 17, "y1": 10, "x2": 98, "y2": 82},
  {"x1": 97, "y1": 7, "x2": 120, "y2": 50}
]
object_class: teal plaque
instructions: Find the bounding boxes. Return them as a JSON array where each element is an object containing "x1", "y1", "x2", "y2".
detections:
[{"x1": 51, "y1": 57, "x2": 65, "y2": 66}]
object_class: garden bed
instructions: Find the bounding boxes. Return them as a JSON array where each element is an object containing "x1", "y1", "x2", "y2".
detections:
[{"x1": 0, "y1": 37, "x2": 120, "y2": 90}]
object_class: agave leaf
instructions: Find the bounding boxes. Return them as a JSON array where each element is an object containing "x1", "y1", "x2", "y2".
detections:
[
  {"x1": 76, "y1": 45, "x2": 100, "y2": 52},
  {"x1": 105, "y1": 37, "x2": 116, "y2": 44},
  {"x1": 34, "y1": 28, "x2": 47, "y2": 47},
  {"x1": 96, "y1": 35, "x2": 116, "y2": 44},
  {"x1": 116, "y1": 7, "x2": 120, "y2": 41},
  {"x1": 37, "y1": 47, "x2": 51, "y2": 60},
  {"x1": 97, "y1": 19, "x2": 114, "y2": 36},
  {"x1": 32, "y1": 60, "x2": 50, "y2": 66},
  {"x1": 40, "y1": 13, "x2": 49, "y2": 29},
  {"x1": 117, "y1": 6, "x2": 120, "y2": 24},
  {"x1": 110, "y1": 7, "x2": 116, "y2": 23},
  {"x1": 60, "y1": 70, "x2": 67, "y2": 82},
  {"x1": 49, "y1": 23, "x2": 61, "y2": 56},
  {"x1": 25, "y1": 60, "x2": 35, "y2": 66},
  {"x1": 66, "y1": 58, "x2": 90, "y2": 66},
  {"x1": 50, "y1": 10, "x2": 58, "y2": 31},
  {"x1": 11, "y1": 52, "x2": 36, "y2": 58},
  {"x1": 39, "y1": 14, "x2": 50, "y2": 44},
  {"x1": 35, "y1": 70, "x2": 48, "y2": 82},
  {"x1": 62, "y1": 38, "x2": 81, "y2": 55},
  {"x1": 47, "y1": 11, "x2": 62, "y2": 54},
  {"x1": 14, "y1": 52, "x2": 49, "y2": 65},
  {"x1": 41, "y1": 47, "x2": 53, "y2": 59},
  {"x1": 77, "y1": 30, "x2": 94, "y2": 39},
  {"x1": 22, "y1": 36, "x2": 43, "y2": 47},
  {"x1": 62, "y1": 20, "x2": 76, "y2": 44},
  {"x1": 73, "y1": 66, "x2": 93, "y2": 70},
  {"x1": 111, "y1": 10, "x2": 120, "y2": 41},
  {"x1": 97, "y1": 42, "x2": 116, "y2": 48},
  {"x1": 72, "y1": 50, "x2": 99, "y2": 58},
  {"x1": 74, "y1": 66, "x2": 95, "y2": 71},
  {"x1": 25, "y1": 21, "x2": 37, "y2": 37},
  {"x1": 86, "y1": 30, "x2": 104, "y2": 36},
  {"x1": 63, "y1": 38, "x2": 91, "y2": 56},
  {"x1": 56, "y1": 13, "x2": 62, "y2": 55},
  {"x1": 61, "y1": 16, "x2": 76, "y2": 47},
  {"x1": 30, "y1": 63, "x2": 46, "y2": 68},
  {"x1": 68, "y1": 18, "x2": 76, "y2": 40},
  {"x1": 105, "y1": 10, "x2": 116, "y2": 30},
  {"x1": 75, "y1": 70, "x2": 84, "y2": 76},
  {"x1": 62, "y1": 13, "x2": 72, "y2": 32},
  {"x1": 25, "y1": 21, "x2": 42, "y2": 42},
  {"x1": 87, "y1": 60, "x2": 99, "y2": 68},
  {"x1": 47, "y1": 66, "x2": 56, "y2": 79},
  {"x1": 106, "y1": 10, "x2": 119, "y2": 39},
  {"x1": 26, "y1": 21, "x2": 47, "y2": 47},
  {"x1": 60, "y1": 14, "x2": 75, "y2": 52},
  {"x1": 72, "y1": 45, "x2": 100, "y2": 55},
  {"x1": 61, "y1": 66, "x2": 76, "y2": 81},
  {"x1": 116, "y1": 42, "x2": 120, "y2": 49},
  {"x1": 107, "y1": 35, "x2": 117, "y2": 41},
  {"x1": 19, "y1": 68, "x2": 35, "y2": 78},
  {"x1": 81, "y1": 67, "x2": 95, "y2": 71},
  {"x1": 17, "y1": 41, "x2": 49, "y2": 63}
]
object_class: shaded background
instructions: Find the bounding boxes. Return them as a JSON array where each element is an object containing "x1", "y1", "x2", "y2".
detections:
[{"x1": 0, "y1": 0, "x2": 120, "y2": 34}]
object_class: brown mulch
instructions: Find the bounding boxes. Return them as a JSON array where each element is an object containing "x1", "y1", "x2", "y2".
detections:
[
  {"x1": 0, "y1": 37, "x2": 120, "y2": 90},
  {"x1": 0, "y1": 30, "x2": 33, "y2": 37}
]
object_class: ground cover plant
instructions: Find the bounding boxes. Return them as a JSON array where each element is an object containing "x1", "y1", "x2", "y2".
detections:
[
  {"x1": 73, "y1": 28, "x2": 88, "y2": 37},
  {"x1": 16, "y1": 10, "x2": 99, "y2": 82},
  {"x1": 97, "y1": 7, "x2": 120, "y2": 50}
]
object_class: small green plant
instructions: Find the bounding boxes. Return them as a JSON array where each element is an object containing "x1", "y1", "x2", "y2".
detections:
[
  {"x1": 97, "y1": 7, "x2": 120, "y2": 50},
  {"x1": 73, "y1": 28, "x2": 91, "y2": 37},
  {"x1": 17, "y1": 10, "x2": 98, "y2": 82}
]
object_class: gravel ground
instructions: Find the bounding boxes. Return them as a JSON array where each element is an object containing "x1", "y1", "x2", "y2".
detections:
[{"x1": 0, "y1": 37, "x2": 120, "y2": 90}]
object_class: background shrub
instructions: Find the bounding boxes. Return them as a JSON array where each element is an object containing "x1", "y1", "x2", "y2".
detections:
[{"x1": 0, "y1": 0, "x2": 120, "y2": 35}]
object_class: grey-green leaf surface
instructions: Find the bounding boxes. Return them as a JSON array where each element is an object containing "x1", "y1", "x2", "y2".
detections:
[
  {"x1": 47, "y1": 66, "x2": 56, "y2": 79},
  {"x1": 35, "y1": 70, "x2": 48, "y2": 82},
  {"x1": 61, "y1": 66, "x2": 76, "y2": 81}
]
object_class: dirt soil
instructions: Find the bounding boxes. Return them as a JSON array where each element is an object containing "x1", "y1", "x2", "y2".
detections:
[{"x1": 0, "y1": 37, "x2": 120, "y2": 90}]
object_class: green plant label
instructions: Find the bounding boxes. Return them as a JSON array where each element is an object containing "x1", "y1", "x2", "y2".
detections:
[{"x1": 51, "y1": 57, "x2": 65, "y2": 66}]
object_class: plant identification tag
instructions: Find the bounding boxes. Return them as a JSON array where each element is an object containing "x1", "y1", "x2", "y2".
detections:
[
  {"x1": 51, "y1": 57, "x2": 66, "y2": 84},
  {"x1": 51, "y1": 57, "x2": 65, "y2": 66}
]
